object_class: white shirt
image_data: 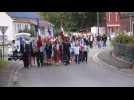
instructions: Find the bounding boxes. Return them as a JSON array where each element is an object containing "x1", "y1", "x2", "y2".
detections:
[
  {"x1": 40, "y1": 46, "x2": 44, "y2": 52},
  {"x1": 90, "y1": 36, "x2": 93, "y2": 41},
  {"x1": 84, "y1": 45, "x2": 88, "y2": 51},
  {"x1": 74, "y1": 46, "x2": 80, "y2": 55}
]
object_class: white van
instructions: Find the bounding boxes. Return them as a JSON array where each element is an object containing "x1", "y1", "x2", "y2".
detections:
[{"x1": 7, "y1": 33, "x2": 31, "y2": 60}]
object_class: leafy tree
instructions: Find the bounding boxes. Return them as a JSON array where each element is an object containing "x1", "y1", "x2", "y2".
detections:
[{"x1": 39, "y1": 12, "x2": 105, "y2": 33}]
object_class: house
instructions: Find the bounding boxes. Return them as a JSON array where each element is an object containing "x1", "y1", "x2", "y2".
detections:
[
  {"x1": 120, "y1": 12, "x2": 134, "y2": 35},
  {"x1": 0, "y1": 12, "x2": 54, "y2": 42},
  {"x1": 106, "y1": 12, "x2": 134, "y2": 36},
  {"x1": 106, "y1": 12, "x2": 120, "y2": 34}
]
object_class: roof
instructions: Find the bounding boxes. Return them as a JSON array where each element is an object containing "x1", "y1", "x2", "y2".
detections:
[
  {"x1": 6, "y1": 12, "x2": 41, "y2": 19},
  {"x1": 120, "y1": 12, "x2": 134, "y2": 17},
  {"x1": 6, "y1": 12, "x2": 54, "y2": 27}
]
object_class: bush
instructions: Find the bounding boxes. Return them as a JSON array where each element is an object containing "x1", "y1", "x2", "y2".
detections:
[{"x1": 112, "y1": 32, "x2": 134, "y2": 45}]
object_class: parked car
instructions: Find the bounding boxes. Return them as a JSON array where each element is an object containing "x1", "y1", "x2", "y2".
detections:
[{"x1": 7, "y1": 33, "x2": 31, "y2": 61}]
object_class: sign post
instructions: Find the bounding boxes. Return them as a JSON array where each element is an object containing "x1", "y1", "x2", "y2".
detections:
[
  {"x1": 97, "y1": 12, "x2": 100, "y2": 35},
  {"x1": 0, "y1": 26, "x2": 8, "y2": 60}
]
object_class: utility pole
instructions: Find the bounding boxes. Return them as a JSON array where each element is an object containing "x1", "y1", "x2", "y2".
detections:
[
  {"x1": 0, "y1": 26, "x2": 8, "y2": 60},
  {"x1": 130, "y1": 14, "x2": 132, "y2": 35},
  {"x1": 97, "y1": 12, "x2": 100, "y2": 35}
]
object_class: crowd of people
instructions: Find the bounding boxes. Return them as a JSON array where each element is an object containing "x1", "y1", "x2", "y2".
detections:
[{"x1": 11, "y1": 33, "x2": 108, "y2": 68}]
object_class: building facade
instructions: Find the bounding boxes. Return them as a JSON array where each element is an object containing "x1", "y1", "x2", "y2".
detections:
[
  {"x1": 0, "y1": 12, "x2": 54, "y2": 42},
  {"x1": 106, "y1": 12, "x2": 134, "y2": 35},
  {"x1": 106, "y1": 12, "x2": 120, "y2": 34},
  {"x1": 120, "y1": 12, "x2": 134, "y2": 35}
]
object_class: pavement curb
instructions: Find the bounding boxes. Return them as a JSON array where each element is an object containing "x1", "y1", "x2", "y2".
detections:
[
  {"x1": 92, "y1": 48, "x2": 134, "y2": 77},
  {"x1": 93, "y1": 49, "x2": 118, "y2": 71},
  {"x1": 111, "y1": 52, "x2": 133, "y2": 69},
  {"x1": 7, "y1": 62, "x2": 23, "y2": 87}
]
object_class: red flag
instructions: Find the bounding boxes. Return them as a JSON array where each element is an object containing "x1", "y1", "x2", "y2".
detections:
[{"x1": 60, "y1": 26, "x2": 64, "y2": 41}]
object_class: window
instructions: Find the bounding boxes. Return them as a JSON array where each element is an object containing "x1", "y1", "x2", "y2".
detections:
[
  {"x1": 109, "y1": 12, "x2": 111, "y2": 22},
  {"x1": 17, "y1": 23, "x2": 20, "y2": 31},
  {"x1": 132, "y1": 22, "x2": 134, "y2": 35},
  {"x1": 116, "y1": 12, "x2": 118, "y2": 22},
  {"x1": 28, "y1": 24, "x2": 31, "y2": 30}
]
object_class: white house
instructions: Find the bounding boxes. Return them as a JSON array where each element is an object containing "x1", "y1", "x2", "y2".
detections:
[
  {"x1": 0, "y1": 12, "x2": 14, "y2": 42},
  {"x1": 0, "y1": 12, "x2": 54, "y2": 43}
]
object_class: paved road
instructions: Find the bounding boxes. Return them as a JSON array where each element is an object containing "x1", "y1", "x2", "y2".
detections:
[{"x1": 13, "y1": 46, "x2": 134, "y2": 87}]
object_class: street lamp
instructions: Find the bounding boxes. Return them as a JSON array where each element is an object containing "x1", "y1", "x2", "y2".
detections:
[
  {"x1": 129, "y1": 14, "x2": 132, "y2": 35},
  {"x1": 97, "y1": 12, "x2": 100, "y2": 35},
  {"x1": 0, "y1": 26, "x2": 8, "y2": 60}
]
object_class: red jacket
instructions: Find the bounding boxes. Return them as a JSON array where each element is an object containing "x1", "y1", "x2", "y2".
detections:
[{"x1": 37, "y1": 36, "x2": 42, "y2": 48}]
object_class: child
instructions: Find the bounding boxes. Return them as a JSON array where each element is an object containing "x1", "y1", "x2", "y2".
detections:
[{"x1": 74, "y1": 43, "x2": 80, "y2": 64}]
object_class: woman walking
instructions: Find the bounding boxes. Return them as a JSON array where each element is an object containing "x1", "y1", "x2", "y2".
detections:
[
  {"x1": 45, "y1": 40, "x2": 52, "y2": 65},
  {"x1": 36, "y1": 36, "x2": 43, "y2": 67}
]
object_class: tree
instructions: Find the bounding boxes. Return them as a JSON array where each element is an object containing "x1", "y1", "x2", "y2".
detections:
[{"x1": 39, "y1": 12, "x2": 105, "y2": 33}]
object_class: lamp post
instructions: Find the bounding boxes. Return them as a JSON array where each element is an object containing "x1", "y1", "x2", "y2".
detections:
[
  {"x1": 0, "y1": 26, "x2": 8, "y2": 60},
  {"x1": 97, "y1": 12, "x2": 100, "y2": 35},
  {"x1": 129, "y1": 14, "x2": 132, "y2": 35}
]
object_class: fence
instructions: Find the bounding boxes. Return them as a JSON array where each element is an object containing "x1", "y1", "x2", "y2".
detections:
[
  {"x1": 0, "y1": 49, "x2": 2, "y2": 60},
  {"x1": 113, "y1": 43, "x2": 134, "y2": 63}
]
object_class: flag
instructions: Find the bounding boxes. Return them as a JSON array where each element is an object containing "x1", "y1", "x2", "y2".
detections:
[
  {"x1": 80, "y1": 37, "x2": 84, "y2": 47},
  {"x1": 35, "y1": 18, "x2": 40, "y2": 36},
  {"x1": 60, "y1": 26, "x2": 64, "y2": 41},
  {"x1": 48, "y1": 25, "x2": 53, "y2": 38}
]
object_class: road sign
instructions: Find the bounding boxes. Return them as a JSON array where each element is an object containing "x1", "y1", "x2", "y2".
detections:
[{"x1": 0, "y1": 26, "x2": 8, "y2": 34}]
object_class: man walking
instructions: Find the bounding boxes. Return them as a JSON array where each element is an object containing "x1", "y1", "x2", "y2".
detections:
[
  {"x1": 102, "y1": 34, "x2": 107, "y2": 47},
  {"x1": 96, "y1": 34, "x2": 102, "y2": 48}
]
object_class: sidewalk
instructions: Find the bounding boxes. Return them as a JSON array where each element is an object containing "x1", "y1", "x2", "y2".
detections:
[
  {"x1": 97, "y1": 47, "x2": 132, "y2": 70},
  {"x1": 0, "y1": 61, "x2": 23, "y2": 87}
]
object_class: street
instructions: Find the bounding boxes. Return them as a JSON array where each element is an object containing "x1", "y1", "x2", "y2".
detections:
[{"x1": 12, "y1": 47, "x2": 134, "y2": 87}]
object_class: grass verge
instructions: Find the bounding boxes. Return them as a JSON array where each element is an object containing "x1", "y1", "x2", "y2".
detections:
[{"x1": 0, "y1": 60, "x2": 9, "y2": 71}]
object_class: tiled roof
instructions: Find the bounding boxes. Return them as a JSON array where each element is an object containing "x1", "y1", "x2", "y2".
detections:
[
  {"x1": 6, "y1": 12, "x2": 54, "y2": 27},
  {"x1": 6, "y1": 12, "x2": 41, "y2": 19}
]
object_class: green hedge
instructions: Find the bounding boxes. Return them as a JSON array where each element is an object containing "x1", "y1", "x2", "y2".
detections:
[
  {"x1": 112, "y1": 32, "x2": 134, "y2": 45},
  {"x1": 112, "y1": 32, "x2": 134, "y2": 62}
]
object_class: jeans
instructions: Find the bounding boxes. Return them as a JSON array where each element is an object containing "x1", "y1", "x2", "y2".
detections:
[
  {"x1": 97, "y1": 41, "x2": 101, "y2": 48},
  {"x1": 36, "y1": 52, "x2": 44, "y2": 67},
  {"x1": 103, "y1": 41, "x2": 106, "y2": 47},
  {"x1": 75, "y1": 54, "x2": 79, "y2": 64},
  {"x1": 83, "y1": 51, "x2": 88, "y2": 62}
]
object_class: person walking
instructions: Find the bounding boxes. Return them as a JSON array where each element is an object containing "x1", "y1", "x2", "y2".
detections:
[
  {"x1": 23, "y1": 42, "x2": 30, "y2": 68},
  {"x1": 45, "y1": 40, "x2": 52, "y2": 65},
  {"x1": 96, "y1": 34, "x2": 102, "y2": 48},
  {"x1": 62, "y1": 37, "x2": 70, "y2": 65},
  {"x1": 19, "y1": 37, "x2": 24, "y2": 60},
  {"x1": 36, "y1": 36, "x2": 43, "y2": 67},
  {"x1": 53, "y1": 40, "x2": 60, "y2": 65},
  {"x1": 74, "y1": 43, "x2": 80, "y2": 64},
  {"x1": 32, "y1": 39, "x2": 37, "y2": 66},
  {"x1": 102, "y1": 34, "x2": 107, "y2": 48},
  {"x1": 83, "y1": 43, "x2": 89, "y2": 63},
  {"x1": 89, "y1": 34, "x2": 94, "y2": 48},
  {"x1": 70, "y1": 40, "x2": 75, "y2": 63}
]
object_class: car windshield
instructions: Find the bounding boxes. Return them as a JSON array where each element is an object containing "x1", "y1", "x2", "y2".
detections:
[{"x1": 16, "y1": 35, "x2": 30, "y2": 41}]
